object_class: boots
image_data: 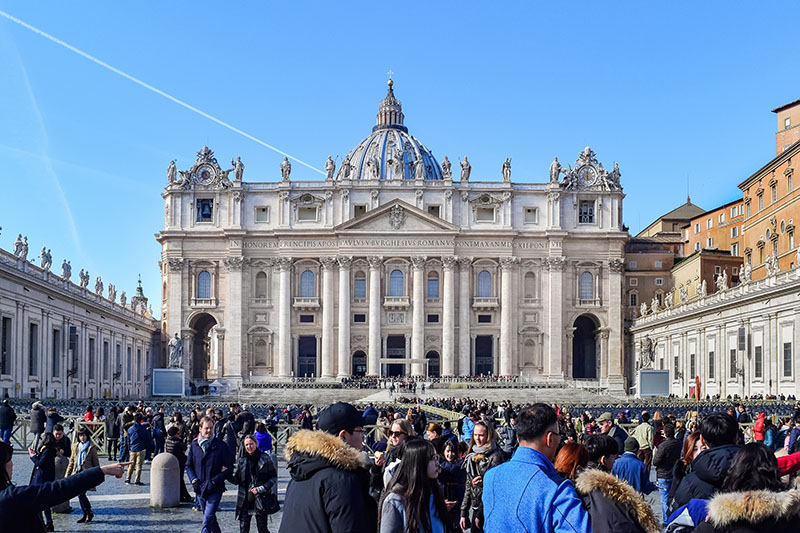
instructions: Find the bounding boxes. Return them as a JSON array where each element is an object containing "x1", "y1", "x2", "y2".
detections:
[
  {"x1": 77, "y1": 510, "x2": 94, "y2": 523},
  {"x1": 77, "y1": 512, "x2": 87, "y2": 523}
]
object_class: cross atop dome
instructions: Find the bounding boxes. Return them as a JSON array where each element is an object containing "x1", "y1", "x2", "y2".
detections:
[{"x1": 376, "y1": 76, "x2": 406, "y2": 132}]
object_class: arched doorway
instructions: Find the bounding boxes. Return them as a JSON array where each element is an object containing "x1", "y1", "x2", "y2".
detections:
[
  {"x1": 190, "y1": 313, "x2": 218, "y2": 380},
  {"x1": 426, "y1": 351, "x2": 440, "y2": 378},
  {"x1": 352, "y1": 351, "x2": 367, "y2": 377},
  {"x1": 572, "y1": 315, "x2": 598, "y2": 379}
]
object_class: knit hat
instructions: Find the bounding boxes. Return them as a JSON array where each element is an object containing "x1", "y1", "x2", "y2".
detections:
[{"x1": 624, "y1": 437, "x2": 640, "y2": 453}]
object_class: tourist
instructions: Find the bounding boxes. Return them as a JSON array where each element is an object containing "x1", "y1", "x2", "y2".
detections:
[
  {"x1": 117, "y1": 405, "x2": 135, "y2": 462},
  {"x1": 221, "y1": 412, "x2": 241, "y2": 462},
  {"x1": 460, "y1": 420, "x2": 504, "y2": 532},
  {"x1": 460, "y1": 409, "x2": 475, "y2": 443},
  {"x1": 631, "y1": 411, "x2": 654, "y2": 471},
  {"x1": 164, "y1": 425, "x2": 192, "y2": 503},
  {"x1": 186, "y1": 416, "x2": 233, "y2": 533},
  {"x1": 237, "y1": 404, "x2": 256, "y2": 437},
  {"x1": 52, "y1": 423, "x2": 72, "y2": 457},
  {"x1": 83, "y1": 405, "x2": 94, "y2": 423},
  {"x1": 253, "y1": 422, "x2": 273, "y2": 453},
  {"x1": 151, "y1": 407, "x2": 166, "y2": 456},
  {"x1": 280, "y1": 402, "x2": 377, "y2": 533},
  {"x1": 29, "y1": 401, "x2": 46, "y2": 451},
  {"x1": 554, "y1": 441, "x2": 588, "y2": 481},
  {"x1": 125, "y1": 412, "x2": 151, "y2": 485},
  {"x1": 611, "y1": 437, "x2": 655, "y2": 494},
  {"x1": 498, "y1": 417, "x2": 518, "y2": 456},
  {"x1": 106, "y1": 406, "x2": 119, "y2": 461},
  {"x1": 29, "y1": 432, "x2": 59, "y2": 531},
  {"x1": 665, "y1": 431, "x2": 704, "y2": 512},
  {"x1": 651, "y1": 422, "x2": 682, "y2": 522},
  {"x1": 753, "y1": 411, "x2": 766, "y2": 443},
  {"x1": 596, "y1": 412, "x2": 627, "y2": 455},
  {"x1": 0, "y1": 400, "x2": 16, "y2": 443},
  {"x1": 438, "y1": 439, "x2": 465, "y2": 533},
  {"x1": 584, "y1": 434, "x2": 619, "y2": 473},
  {"x1": 45, "y1": 407, "x2": 64, "y2": 434},
  {"x1": 0, "y1": 440, "x2": 129, "y2": 533},
  {"x1": 65, "y1": 428, "x2": 100, "y2": 523},
  {"x1": 379, "y1": 439, "x2": 447, "y2": 533},
  {"x1": 763, "y1": 418, "x2": 778, "y2": 450},
  {"x1": 381, "y1": 419, "x2": 416, "y2": 486},
  {"x1": 482, "y1": 403, "x2": 590, "y2": 533},
  {"x1": 735, "y1": 404, "x2": 751, "y2": 423},
  {"x1": 232, "y1": 435, "x2": 278, "y2": 533}
]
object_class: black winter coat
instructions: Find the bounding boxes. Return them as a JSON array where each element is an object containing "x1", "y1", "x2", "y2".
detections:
[
  {"x1": 232, "y1": 451, "x2": 277, "y2": 519},
  {"x1": 574, "y1": 468, "x2": 660, "y2": 533},
  {"x1": 652, "y1": 437, "x2": 682, "y2": 479},
  {"x1": 45, "y1": 412, "x2": 64, "y2": 433},
  {"x1": 165, "y1": 436, "x2": 187, "y2": 468},
  {"x1": 693, "y1": 488, "x2": 800, "y2": 533},
  {"x1": 186, "y1": 437, "x2": 234, "y2": 497},
  {"x1": 460, "y1": 446, "x2": 505, "y2": 520},
  {"x1": 0, "y1": 403, "x2": 16, "y2": 430},
  {"x1": 671, "y1": 444, "x2": 740, "y2": 514},
  {"x1": 279, "y1": 429, "x2": 377, "y2": 533},
  {"x1": 30, "y1": 447, "x2": 57, "y2": 484},
  {"x1": 29, "y1": 405, "x2": 46, "y2": 434},
  {"x1": 0, "y1": 466, "x2": 104, "y2": 533}
]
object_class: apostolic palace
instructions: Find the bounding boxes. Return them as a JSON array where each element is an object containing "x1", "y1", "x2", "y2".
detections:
[{"x1": 156, "y1": 80, "x2": 628, "y2": 393}]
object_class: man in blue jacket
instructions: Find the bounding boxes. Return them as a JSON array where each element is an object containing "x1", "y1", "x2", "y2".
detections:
[
  {"x1": 186, "y1": 416, "x2": 233, "y2": 533},
  {"x1": 611, "y1": 437, "x2": 655, "y2": 494},
  {"x1": 126, "y1": 412, "x2": 152, "y2": 485},
  {"x1": 482, "y1": 403, "x2": 591, "y2": 533}
]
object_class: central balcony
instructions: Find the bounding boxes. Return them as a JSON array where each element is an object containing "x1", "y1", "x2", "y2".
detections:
[
  {"x1": 472, "y1": 297, "x2": 499, "y2": 309},
  {"x1": 383, "y1": 296, "x2": 410, "y2": 309},
  {"x1": 293, "y1": 297, "x2": 320, "y2": 310}
]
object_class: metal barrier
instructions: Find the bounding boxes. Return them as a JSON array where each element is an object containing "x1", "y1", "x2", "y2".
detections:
[{"x1": 10, "y1": 415, "x2": 107, "y2": 454}]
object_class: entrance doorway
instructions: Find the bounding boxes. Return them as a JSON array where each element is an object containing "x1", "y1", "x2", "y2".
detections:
[
  {"x1": 385, "y1": 335, "x2": 406, "y2": 377},
  {"x1": 297, "y1": 336, "x2": 317, "y2": 377},
  {"x1": 190, "y1": 313, "x2": 217, "y2": 380},
  {"x1": 475, "y1": 336, "x2": 494, "y2": 375},
  {"x1": 352, "y1": 350, "x2": 367, "y2": 377},
  {"x1": 572, "y1": 315, "x2": 598, "y2": 379},
  {"x1": 426, "y1": 351, "x2": 440, "y2": 378}
]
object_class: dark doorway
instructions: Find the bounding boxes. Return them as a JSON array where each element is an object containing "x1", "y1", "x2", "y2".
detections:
[
  {"x1": 191, "y1": 313, "x2": 217, "y2": 380},
  {"x1": 385, "y1": 335, "x2": 406, "y2": 377},
  {"x1": 352, "y1": 350, "x2": 367, "y2": 377},
  {"x1": 298, "y1": 336, "x2": 317, "y2": 377},
  {"x1": 475, "y1": 336, "x2": 494, "y2": 375},
  {"x1": 426, "y1": 351, "x2": 440, "y2": 378},
  {"x1": 573, "y1": 315, "x2": 598, "y2": 379}
]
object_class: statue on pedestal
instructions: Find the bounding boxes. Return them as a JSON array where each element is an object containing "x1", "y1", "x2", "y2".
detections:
[
  {"x1": 94, "y1": 276, "x2": 103, "y2": 295},
  {"x1": 639, "y1": 336, "x2": 654, "y2": 370},
  {"x1": 550, "y1": 157, "x2": 564, "y2": 183},
  {"x1": 460, "y1": 156, "x2": 471, "y2": 182},
  {"x1": 232, "y1": 157, "x2": 244, "y2": 182},
  {"x1": 168, "y1": 333, "x2": 183, "y2": 368},
  {"x1": 280, "y1": 157, "x2": 291, "y2": 181},
  {"x1": 120, "y1": 291, "x2": 127, "y2": 306},
  {"x1": 640, "y1": 302, "x2": 647, "y2": 317},
  {"x1": 13, "y1": 234, "x2": 23, "y2": 257},
  {"x1": 324, "y1": 156, "x2": 335, "y2": 181},
  {"x1": 167, "y1": 160, "x2": 177, "y2": 183},
  {"x1": 502, "y1": 158, "x2": 512, "y2": 182},
  {"x1": 441, "y1": 156, "x2": 452, "y2": 179},
  {"x1": 79, "y1": 269, "x2": 89, "y2": 288}
]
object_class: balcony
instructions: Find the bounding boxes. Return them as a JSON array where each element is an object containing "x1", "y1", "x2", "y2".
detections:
[
  {"x1": 250, "y1": 298, "x2": 272, "y2": 308},
  {"x1": 426, "y1": 297, "x2": 440, "y2": 304},
  {"x1": 293, "y1": 297, "x2": 320, "y2": 310},
  {"x1": 472, "y1": 297, "x2": 499, "y2": 309},
  {"x1": 383, "y1": 296, "x2": 410, "y2": 309},
  {"x1": 352, "y1": 297, "x2": 367, "y2": 305},
  {"x1": 577, "y1": 298, "x2": 601, "y2": 307},
  {"x1": 191, "y1": 297, "x2": 217, "y2": 308},
  {"x1": 522, "y1": 297, "x2": 541, "y2": 306}
]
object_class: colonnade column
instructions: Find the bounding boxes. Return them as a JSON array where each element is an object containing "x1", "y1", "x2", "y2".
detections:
[
  {"x1": 276, "y1": 257, "x2": 293, "y2": 377},
  {"x1": 367, "y1": 256, "x2": 383, "y2": 376},
  {"x1": 337, "y1": 257, "x2": 352, "y2": 378},
  {"x1": 606, "y1": 258, "x2": 625, "y2": 393},
  {"x1": 441, "y1": 256, "x2": 457, "y2": 376},
  {"x1": 546, "y1": 257, "x2": 565, "y2": 379},
  {"x1": 411, "y1": 256, "x2": 426, "y2": 376},
  {"x1": 457, "y1": 257, "x2": 472, "y2": 375},
  {"x1": 320, "y1": 256, "x2": 337, "y2": 378},
  {"x1": 499, "y1": 257, "x2": 517, "y2": 376}
]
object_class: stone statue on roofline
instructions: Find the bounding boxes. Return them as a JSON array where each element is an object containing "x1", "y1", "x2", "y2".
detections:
[
  {"x1": 324, "y1": 156, "x2": 335, "y2": 181},
  {"x1": 460, "y1": 156, "x2": 471, "y2": 182},
  {"x1": 441, "y1": 156, "x2": 452, "y2": 179},
  {"x1": 281, "y1": 157, "x2": 291, "y2": 181}
]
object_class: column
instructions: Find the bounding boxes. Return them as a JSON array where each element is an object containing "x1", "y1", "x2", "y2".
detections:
[
  {"x1": 441, "y1": 256, "x2": 457, "y2": 376},
  {"x1": 546, "y1": 257, "x2": 565, "y2": 379},
  {"x1": 223, "y1": 256, "x2": 245, "y2": 383},
  {"x1": 606, "y1": 258, "x2": 625, "y2": 393},
  {"x1": 337, "y1": 257, "x2": 352, "y2": 378},
  {"x1": 499, "y1": 257, "x2": 517, "y2": 376},
  {"x1": 458, "y1": 257, "x2": 472, "y2": 375},
  {"x1": 276, "y1": 257, "x2": 292, "y2": 377},
  {"x1": 367, "y1": 256, "x2": 383, "y2": 376},
  {"x1": 320, "y1": 256, "x2": 337, "y2": 378},
  {"x1": 411, "y1": 256, "x2": 426, "y2": 376}
]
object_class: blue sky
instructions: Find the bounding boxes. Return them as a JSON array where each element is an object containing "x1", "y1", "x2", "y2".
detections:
[{"x1": 0, "y1": 2, "x2": 796, "y2": 317}]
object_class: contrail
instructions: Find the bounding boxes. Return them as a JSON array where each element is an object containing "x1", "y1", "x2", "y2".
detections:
[{"x1": 0, "y1": 9, "x2": 326, "y2": 176}]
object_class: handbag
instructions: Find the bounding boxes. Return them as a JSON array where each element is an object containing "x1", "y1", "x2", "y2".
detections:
[{"x1": 254, "y1": 490, "x2": 280, "y2": 515}]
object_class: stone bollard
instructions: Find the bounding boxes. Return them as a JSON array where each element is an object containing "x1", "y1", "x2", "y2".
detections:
[
  {"x1": 52, "y1": 455, "x2": 72, "y2": 513},
  {"x1": 150, "y1": 452, "x2": 180, "y2": 508}
]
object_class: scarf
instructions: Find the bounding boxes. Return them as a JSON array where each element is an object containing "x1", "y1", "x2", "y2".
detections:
[
  {"x1": 465, "y1": 442, "x2": 495, "y2": 480},
  {"x1": 198, "y1": 435, "x2": 210, "y2": 453},
  {"x1": 76, "y1": 440, "x2": 91, "y2": 471}
]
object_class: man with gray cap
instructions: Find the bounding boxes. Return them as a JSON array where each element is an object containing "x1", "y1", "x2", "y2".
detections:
[
  {"x1": 611, "y1": 437, "x2": 655, "y2": 494},
  {"x1": 280, "y1": 402, "x2": 377, "y2": 533},
  {"x1": 596, "y1": 412, "x2": 627, "y2": 456}
]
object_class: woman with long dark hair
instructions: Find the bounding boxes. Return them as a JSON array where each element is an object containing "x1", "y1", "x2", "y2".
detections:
[
  {"x1": 232, "y1": 435, "x2": 278, "y2": 533},
  {"x1": 106, "y1": 406, "x2": 120, "y2": 461},
  {"x1": 29, "y1": 432, "x2": 59, "y2": 531},
  {"x1": 437, "y1": 440, "x2": 465, "y2": 533},
  {"x1": 380, "y1": 439, "x2": 447, "y2": 533},
  {"x1": 666, "y1": 431, "x2": 705, "y2": 514}
]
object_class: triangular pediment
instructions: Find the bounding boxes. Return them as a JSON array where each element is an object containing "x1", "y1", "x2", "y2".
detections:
[{"x1": 335, "y1": 199, "x2": 459, "y2": 233}]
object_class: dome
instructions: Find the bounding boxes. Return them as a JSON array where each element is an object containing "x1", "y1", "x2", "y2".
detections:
[{"x1": 336, "y1": 80, "x2": 443, "y2": 181}]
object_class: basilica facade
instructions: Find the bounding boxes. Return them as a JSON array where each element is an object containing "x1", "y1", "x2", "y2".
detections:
[{"x1": 157, "y1": 81, "x2": 628, "y2": 392}]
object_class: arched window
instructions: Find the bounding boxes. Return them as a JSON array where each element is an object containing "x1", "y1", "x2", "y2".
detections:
[
  {"x1": 300, "y1": 270, "x2": 316, "y2": 297},
  {"x1": 477, "y1": 270, "x2": 492, "y2": 297},
  {"x1": 389, "y1": 270, "x2": 404, "y2": 296},
  {"x1": 427, "y1": 271, "x2": 439, "y2": 298},
  {"x1": 524, "y1": 272, "x2": 536, "y2": 299},
  {"x1": 197, "y1": 271, "x2": 211, "y2": 299},
  {"x1": 579, "y1": 272, "x2": 594, "y2": 300},
  {"x1": 353, "y1": 271, "x2": 366, "y2": 299},
  {"x1": 255, "y1": 272, "x2": 267, "y2": 298}
]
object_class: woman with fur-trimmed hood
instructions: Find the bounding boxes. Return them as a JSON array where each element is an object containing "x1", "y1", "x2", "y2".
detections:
[{"x1": 279, "y1": 402, "x2": 377, "y2": 533}]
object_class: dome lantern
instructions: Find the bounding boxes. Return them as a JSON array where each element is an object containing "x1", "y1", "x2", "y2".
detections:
[{"x1": 374, "y1": 78, "x2": 407, "y2": 133}]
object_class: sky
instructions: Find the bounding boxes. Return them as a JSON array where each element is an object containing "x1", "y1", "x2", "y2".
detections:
[{"x1": 0, "y1": 2, "x2": 797, "y2": 318}]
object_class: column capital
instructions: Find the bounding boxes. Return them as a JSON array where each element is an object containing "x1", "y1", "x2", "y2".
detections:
[
  {"x1": 320, "y1": 256, "x2": 338, "y2": 270},
  {"x1": 167, "y1": 258, "x2": 184, "y2": 272},
  {"x1": 499, "y1": 256, "x2": 519, "y2": 270},
  {"x1": 457, "y1": 256, "x2": 473, "y2": 269},
  {"x1": 223, "y1": 256, "x2": 247, "y2": 271},
  {"x1": 411, "y1": 256, "x2": 427, "y2": 269},
  {"x1": 367, "y1": 256, "x2": 383, "y2": 269},
  {"x1": 275, "y1": 256, "x2": 293, "y2": 271},
  {"x1": 442, "y1": 255, "x2": 458, "y2": 270},
  {"x1": 608, "y1": 258, "x2": 625, "y2": 273},
  {"x1": 545, "y1": 257, "x2": 566, "y2": 271}
]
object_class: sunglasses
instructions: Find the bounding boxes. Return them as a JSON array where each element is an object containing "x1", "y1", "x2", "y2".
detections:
[{"x1": 389, "y1": 431, "x2": 408, "y2": 437}]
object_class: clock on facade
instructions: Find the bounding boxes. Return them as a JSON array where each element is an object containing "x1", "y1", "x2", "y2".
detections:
[
  {"x1": 577, "y1": 165, "x2": 597, "y2": 187},
  {"x1": 195, "y1": 164, "x2": 216, "y2": 185}
]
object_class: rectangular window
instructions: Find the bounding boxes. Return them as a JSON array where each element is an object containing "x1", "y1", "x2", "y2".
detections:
[
  {"x1": 707, "y1": 219, "x2": 713, "y2": 229},
  {"x1": 427, "y1": 314, "x2": 439, "y2": 323},
  {"x1": 299, "y1": 315, "x2": 314, "y2": 323},
  {"x1": 719, "y1": 213, "x2": 725, "y2": 223},
  {"x1": 731, "y1": 226, "x2": 739, "y2": 238},
  {"x1": 353, "y1": 278, "x2": 366, "y2": 299},
  {"x1": 629, "y1": 260, "x2": 637, "y2": 268},
  {"x1": 755, "y1": 346, "x2": 763, "y2": 378},
  {"x1": 791, "y1": 232, "x2": 795, "y2": 250},
  {"x1": 715, "y1": 265, "x2": 721, "y2": 274},
  {"x1": 29, "y1": 323, "x2": 38, "y2": 376},
  {"x1": 427, "y1": 278, "x2": 439, "y2": 298},
  {"x1": 52, "y1": 329, "x2": 61, "y2": 378},
  {"x1": 255, "y1": 206, "x2": 270, "y2": 222},
  {"x1": 654, "y1": 260, "x2": 663, "y2": 268},
  {"x1": 784, "y1": 342, "x2": 793, "y2": 377},
  {"x1": 298, "y1": 207, "x2": 318, "y2": 221},
  {"x1": 477, "y1": 314, "x2": 492, "y2": 323},
  {"x1": 630, "y1": 293, "x2": 637, "y2": 307},
  {"x1": 578, "y1": 201, "x2": 595, "y2": 224},
  {"x1": 137, "y1": 349, "x2": 142, "y2": 381},
  {"x1": 786, "y1": 117, "x2": 792, "y2": 129},
  {"x1": 196, "y1": 199, "x2": 213, "y2": 222},
  {"x1": 731, "y1": 243, "x2": 739, "y2": 256},
  {"x1": 524, "y1": 207, "x2": 538, "y2": 224},
  {"x1": 730, "y1": 348, "x2": 737, "y2": 379},
  {"x1": 115, "y1": 344, "x2": 121, "y2": 378},
  {"x1": 126, "y1": 346, "x2": 132, "y2": 379},
  {"x1": 789, "y1": 174, "x2": 794, "y2": 192},
  {"x1": 427, "y1": 205, "x2": 441, "y2": 218},
  {"x1": 0, "y1": 317, "x2": 10, "y2": 375},
  {"x1": 629, "y1": 278, "x2": 638, "y2": 286},
  {"x1": 708, "y1": 350, "x2": 715, "y2": 379},
  {"x1": 746, "y1": 203, "x2": 751, "y2": 217},
  {"x1": 690, "y1": 353, "x2": 696, "y2": 379},
  {"x1": 707, "y1": 237, "x2": 714, "y2": 248},
  {"x1": 476, "y1": 207, "x2": 495, "y2": 222},
  {"x1": 674, "y1": 355, "x2": 679, "y2": 377},
  {"x1": 695, "y1": 242, "x2": 701, "y2": 252},
  {"x1": 353, "y1": 314, "x2": 366, "y2": 323},
  {"x1": 694, "y1": 223, "x2": 700, "y2": 234},
  {"x1": 354, "y1": 205, "x2": 367, "y2": 218},
  {"x1": 771, "y1": 185, "x2": 778, "y2": 203},
  {"x1": 654, "y1": 278, "x2": 664, "y2": 286},
  {"x1": 685, "y1": 229, "x2": 689, "y2": 240},
  {"x1": 103, "y1": 341, "x2": 109, "y2": 380},
  {"x1": 88, "y1": 338, "x2": 96, "y2": 380},
  {"x1": 732, "y1": 267, "x2": 739, "y2": 275},
  {"x1": 758, "y1": 195, "x2": 764, "y2": 210}
]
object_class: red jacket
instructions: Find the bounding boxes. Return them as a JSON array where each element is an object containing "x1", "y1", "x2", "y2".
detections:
[
  {"x1": 753, "y1": 413, "x2": 765, "y2": 442},
  {"x1": 777, "y1": 450, "x2": 800, "y2": 476}
]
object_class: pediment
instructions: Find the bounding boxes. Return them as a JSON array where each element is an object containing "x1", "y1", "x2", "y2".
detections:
[{"x1": 335, "y1": 199, "x2": 459, "y2": 233}]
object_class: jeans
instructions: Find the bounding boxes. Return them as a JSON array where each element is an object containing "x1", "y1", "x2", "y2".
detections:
[
  {"x1": 119, "y1": 435, "x2": 130, "y2": 462},
  {"x1": 199, "y1": 491, "x2": 223, "y2": 533},
  {"x1": 656, "y1": 477, "x2": 672, "y2": 523},
  {"x1": 0, "y1": 428, "x2": 11, "y2": 443},
  {"x1": 240, "y1": 512, "x2": 270, "y2": 533}
]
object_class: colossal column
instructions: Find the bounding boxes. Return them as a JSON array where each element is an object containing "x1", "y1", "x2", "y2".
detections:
[
  {"x1": 606, "y1": 258, "x2": 625, "y2": 393},
  {"x1": 223, "y1": 256, "x2": 246, "y2": 382},
  {"x1": 320, "y1": 256, "x2": 337, "y2": 378},
  {"x1": 410, "y1": 256, "x2": 427, "y2": 376},
  {"x1": 546, "y1": 256, "x2": 565, "y2": 379},
  {"x1": 367, "y1": 256, "x2": 383, "y2": 375},
  {"x1": 337, "y1": 256, "x2": 352, "y2": 378},
  {"x1": 457, "y1": 257, "x2": 472, "y2": 375},
  {"x1": 441, "y1": 256, "x2": 457, "y2": 376},
  {"x1": 499, "y1": 257, "x2": 517, "y2": 375},
  {"x1": 275, "y1": 257, "x2": 293, "y2": 377}
]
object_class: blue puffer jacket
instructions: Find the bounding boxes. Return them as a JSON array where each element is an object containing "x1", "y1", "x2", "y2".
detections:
[{"x1": 482, "y1": 446, "x2": 591, "y2": 533}]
